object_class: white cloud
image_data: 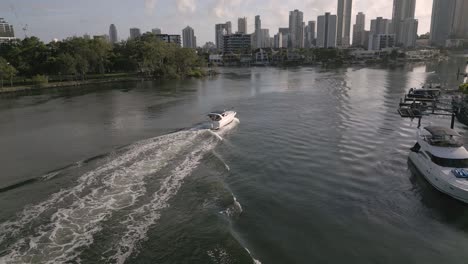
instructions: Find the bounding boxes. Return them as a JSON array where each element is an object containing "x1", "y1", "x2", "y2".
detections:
[
  {"x1": 176, "y1": 0, "x2": 196, "y2": 13},
  {"x1": 212, "y1": 0, "x2": 248, "y2": 18},
  {"x1": 145, "y1": 0, "x2": 157, "y2": 15}
]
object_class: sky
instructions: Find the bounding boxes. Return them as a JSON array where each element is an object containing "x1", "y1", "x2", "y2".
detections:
[{"x1": 0, "y1": 0, "x2": 433, "y2": 44}]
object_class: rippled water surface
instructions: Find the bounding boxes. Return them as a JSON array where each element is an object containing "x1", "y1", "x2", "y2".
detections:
[{"x1": 1, "y1": 59, "x2": 468, "y2": 263}]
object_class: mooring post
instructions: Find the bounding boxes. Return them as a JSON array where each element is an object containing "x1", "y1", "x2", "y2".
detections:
[
  {"x1": 451, "y1": 112, "x2": 456, "y2": 129},
  {"x1": 418, "y1": 117, "x2": 421, "y2": 128}
]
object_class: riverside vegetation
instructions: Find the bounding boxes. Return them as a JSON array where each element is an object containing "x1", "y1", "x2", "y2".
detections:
[{"x1": 0, "y1": 33, "x2": 206, "y2": 90}]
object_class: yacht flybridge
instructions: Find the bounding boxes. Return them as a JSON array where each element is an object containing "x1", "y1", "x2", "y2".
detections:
[
  {"x1": 409, "y1": 126, "x2": 468, "y2": 203},
  {"x1": 208, "y1": 110, "x2": 237, "y2": 130}
]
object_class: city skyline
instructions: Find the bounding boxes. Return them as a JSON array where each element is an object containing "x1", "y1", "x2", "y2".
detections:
[{"x1": 0, "y1": 0, "x2": 433, "y2": 44}]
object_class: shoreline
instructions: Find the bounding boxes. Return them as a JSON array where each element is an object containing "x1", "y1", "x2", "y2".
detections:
[{"x1": 0, "y1": 76, "x2": 142, "y2": 95}]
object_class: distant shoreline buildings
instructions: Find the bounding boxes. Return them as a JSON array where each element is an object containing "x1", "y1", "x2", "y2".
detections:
[
  {"x1": 0, "y1": 18, "x2": 16, "y2": 43},
  {"x1": 2, "y1": 0, "x2": 467, "y2": 50}
]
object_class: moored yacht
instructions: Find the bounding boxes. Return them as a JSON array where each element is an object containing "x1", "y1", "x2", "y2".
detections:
[
  {"x1": 409, "y1": 126, "x2": 468, "y2": 203},
  {"x1": 208, "y1": 110, "x2": 237, "y2": 130}
]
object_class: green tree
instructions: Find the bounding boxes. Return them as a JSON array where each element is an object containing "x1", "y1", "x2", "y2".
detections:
[{"x1": 0, "y1": 57, "x2": 17, "y2": 88}]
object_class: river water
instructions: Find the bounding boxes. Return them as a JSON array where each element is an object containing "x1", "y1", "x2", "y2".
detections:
[{"x1": 1, "y1": 58, "x2": 468, "y2": 263}]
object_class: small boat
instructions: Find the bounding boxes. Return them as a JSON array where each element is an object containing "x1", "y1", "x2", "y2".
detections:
[
  {"x1": 208, "y1": 110, "x2": 237, "y2": 130},
  {"x1": 407, "y1": 87, "x2": 441, "y2": 99},
  {"x1": 409, "y1": 126, "x2": 468, "y2": 203}
]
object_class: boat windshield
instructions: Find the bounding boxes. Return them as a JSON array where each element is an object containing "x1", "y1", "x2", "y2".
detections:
[{"x1": 431, "y1": 155, "x2": 468, "y2": 168}]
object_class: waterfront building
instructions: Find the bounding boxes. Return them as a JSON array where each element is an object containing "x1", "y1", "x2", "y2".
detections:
[
  {"x1": 238, "y1": 17, "x2": 247, "y2": 34},
  {"x1": 156, "y1": 34, "x2": 181, "y2": 46},
  {"x1": 288, "y1": 9, "x2": 304, "y2": 49},
  {"x1": 109, "y1": 24, "x2": 118, "y2": 44},
  {"x1": 304, "y1": 21, "x2": 316, "y2": 48},
  {"x1": 129, "y1": 28, "x2": 141, "y2": 40},
  {"x1": 223, "y1": 33, "x2": 251, "y2": 53},
  {"x1": 317, "y1": 13, "x2": 337, "y2": 48},
  {"x1": 83, "y1": 34, "x2": 91, "y2": 40},
  {"x1": 391, "y1": 0, "x2": 416, "y2": 45},
  {"x1": 182, "y1": 26, "x2": 197, "y2": 48},
  {"x1": 152, "y1": 28, "x2": 162, "y2": 34},
  {"x1": 337, "y1": 0, "x2": 352, "y2": 47},
  {"x1": 369, "y1": 34, "x2": 396, "y2": 50},
  {"x1": 352, "y1": 12, "x2": 366, "y2": 47}
]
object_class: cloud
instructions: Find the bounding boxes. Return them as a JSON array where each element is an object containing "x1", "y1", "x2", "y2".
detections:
[
  {"x1": 212, "y1": 0, "x2": 248, "y2": 18},
  {"x1": 145, "y1": 0, "x2": 157, "y2": 15},
  {"x1": 176, "y1": 0, "x2": 196, "y2": 13}
]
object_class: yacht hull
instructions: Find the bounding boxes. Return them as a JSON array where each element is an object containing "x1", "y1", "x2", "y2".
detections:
[
  {"x1": 409, "y1": 152, "x2": 468, "y2": 203},
  {"x1": 211, "y1": 111, "x2": 236, "y2": 130}
]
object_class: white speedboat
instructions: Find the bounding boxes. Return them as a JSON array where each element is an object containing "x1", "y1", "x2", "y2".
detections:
[
  {"x1": 208, "y1": 110, "x2": 237, "y2": 130},
  {"x1": 409, "y1": 126, "x2": 468, "y2": 203}
]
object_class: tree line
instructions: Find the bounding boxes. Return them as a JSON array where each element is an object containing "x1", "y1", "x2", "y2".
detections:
[{"x1": 0, "y1": 33, "x2": 205, "y2": 87}]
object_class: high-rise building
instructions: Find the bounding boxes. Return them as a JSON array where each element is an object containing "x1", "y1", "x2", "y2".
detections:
[
  {"x1": 430, "y1": 0, "x2": 456, "y2": 46},
  {"x1": 304, "y1": 21, "x2": 316, "y2": 48},
  {"x1": 238, "y1": 17, "x2": 247, "y2": 34},
  {"x1": 278, "y1": 28, "x2": 289, "y2": 48},
  {"x1": 0, "y1": 18, "x2": 15, "y2": 43},
  {"x1": 289, "y1": 9, "x2": 304, "y2": 49},
  {"x1": 399, "y1": 18, "x2": 418, "y2": 48},
  {"x1": 451, "y1": 0, "x2": 468, "y2": 39},
  {"x1": 152, "y1": 28, "x2": 162, "y2": 34},
  {"x1": 182, "y1": 26, "x2": 196, "y2": 48},
  {"x1": 223, "y1": 33, "x2": 251, "y2": 53},
  {"x1": 352, "y1": 12, "x2": 366, "y2": 46},
  {"x1": 129, "y1": 28, "x2": 141, "y2": 40},
  {"x1": 368, "y1": 17, "x2": 394, "y2": 50},
  {"x1": 261, "y1": 29, "x2": 270, "y2": 48},
  {"x1": 255, "y1": 15, "x2": 262, "y2": 49},
  {"x1": 392, "y1": 0, "x2": 416, "y2": 45},
  {"x1": 337, "y1": 0, "x2": 352, "y2": 47},
  {"x1": 274, "y1": 32, "x2": 283, "y2": 48},
  {"x1": 226, "y1": 21, "x2": 232, "y2": 35},
  {"x1": 109, "y1": 24, "x2": 118, "y2": 44},
  {"x1": 215, "y1": 23, "x2": 230, "y2": 49},
  {"x1": 370, "y1": 17, "x2": 391, "y2": 35},
  {"x1": 317, "y1": 12, "x2": 337, "y2": 48}
]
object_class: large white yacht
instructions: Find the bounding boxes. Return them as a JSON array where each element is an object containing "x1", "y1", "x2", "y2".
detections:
[
  {"x1": 409, "y1": 126, "x2": 468, "y2": 203},
  {"x1": 207, "y1": 110, "x2": 237, "y2": 130}
]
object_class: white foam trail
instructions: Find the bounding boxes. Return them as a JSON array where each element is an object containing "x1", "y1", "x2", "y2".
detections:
[
  {"x1": 108, "y1": 120, "x2": 239, "y2": 263},
  {"x1": 244, "y1": 247, "x2": 262, "y2": 264},
  {"x1": 0, "y1": 130, "x2": 203, "y2": 263},
  {"x1": 109, "y1": 139, "x2": 216, "y2": 264},
  {"x1": 221, "y1": 196, "x2": 243, "y2": 217}
]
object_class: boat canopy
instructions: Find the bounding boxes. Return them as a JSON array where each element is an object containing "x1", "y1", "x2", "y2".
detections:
[
  {"x1": 209, "y1": 110, "x2": 225, "y2": 115},
  {"x1": 425, "y1": 126, "x2": 460, "y2": 137},
  {"x1": 423, "y1": 126, "x2": 463, "y2": 147}
]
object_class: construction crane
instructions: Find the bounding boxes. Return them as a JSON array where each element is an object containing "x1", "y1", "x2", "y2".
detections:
[{"x1": 9, "y1": 4, "x2": 28, "y2": 38}]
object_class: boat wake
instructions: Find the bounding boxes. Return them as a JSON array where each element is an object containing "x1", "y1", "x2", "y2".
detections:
[{"x1": 0, "y1": 121, "x2": 239, "y2": 264}]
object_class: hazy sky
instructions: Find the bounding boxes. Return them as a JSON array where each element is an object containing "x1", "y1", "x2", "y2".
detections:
[{"x1": 0, "y1": 0, "x2": 433, "y2": 44}]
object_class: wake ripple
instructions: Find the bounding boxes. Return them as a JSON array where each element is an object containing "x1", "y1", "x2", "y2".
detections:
[{"x1": 0, "y1": 123, "x2": 238, "y2": 263}]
